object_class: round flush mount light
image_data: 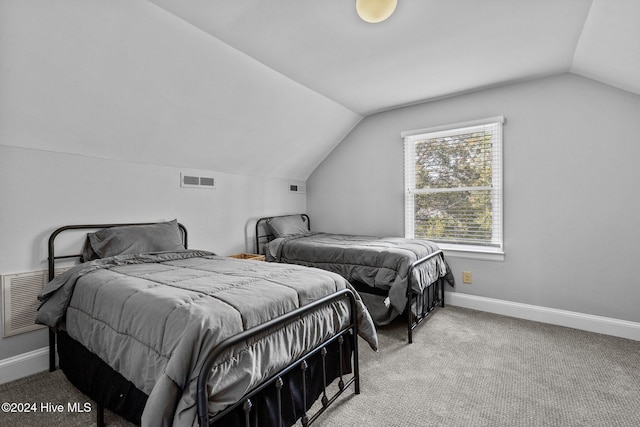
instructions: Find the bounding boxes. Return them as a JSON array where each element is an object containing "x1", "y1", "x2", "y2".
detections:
[{"x1": 356, "y1": 0, "x2": 398, "y2": 23}]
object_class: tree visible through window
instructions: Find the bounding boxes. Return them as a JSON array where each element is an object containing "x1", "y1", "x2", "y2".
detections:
[{"x1": 403, "y1": 117, "x2": 504, "y2": 252}]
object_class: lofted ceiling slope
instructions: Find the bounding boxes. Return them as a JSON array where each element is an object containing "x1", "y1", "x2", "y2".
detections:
[
  {"x1": 0, "y1": 0, "x2": 360, "y2": 181},
  {"x1": 2, "y1": 1, "x2": 638, "y2": 181},
  {"x1": 571, "y1": 0, "x2": 640, "y2": 96},
  {"x1": 148, "y1": 0, "x2": 640, "y2": 116}
]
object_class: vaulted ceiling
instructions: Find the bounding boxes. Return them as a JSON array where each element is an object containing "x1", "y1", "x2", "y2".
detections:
[
  {"x1": 2, "y1": 1, "x2": 638, "y2": 181},
  {"x1": 148, "y1": 0, "x2": 640, "y2": 115}
]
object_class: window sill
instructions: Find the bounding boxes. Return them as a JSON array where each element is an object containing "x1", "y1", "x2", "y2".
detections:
[{"x1": 437, "y1": 244, "x2": 504, "y2": 262}]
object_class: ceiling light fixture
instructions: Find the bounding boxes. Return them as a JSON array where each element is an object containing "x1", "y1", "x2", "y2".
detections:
[{"x1": 356, "y1": 0, "x2": 398, "y2": 23}]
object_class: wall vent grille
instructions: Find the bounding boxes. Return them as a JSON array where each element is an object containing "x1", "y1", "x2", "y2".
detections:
[
  {"x1": 2, "y1": 267, "x2": 70, "y2": 337},
  {"x1": 181, "y1": 173, "x2": 216, "y2": 189},
  {"x1": 288, "y1": 181, "x2": 306, "y2": 194}
]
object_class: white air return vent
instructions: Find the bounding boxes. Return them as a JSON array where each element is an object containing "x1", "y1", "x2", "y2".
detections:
[
  {"x1": 181, "y1": 173, "x2": 216, "y2": 189},
  {"x1": 288, "y1": 181, "x2": 306, "y2": 194},
  {"x1": 2, "y1": 267, "x2": 71, "y2": 337}
]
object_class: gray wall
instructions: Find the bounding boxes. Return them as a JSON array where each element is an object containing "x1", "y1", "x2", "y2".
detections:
[
  {"x1": 308, "y1": 73, "x2": 640, "y2": 323},
  {"x1": 0, "y1": 146, "x2": 305, "y2": 360}
]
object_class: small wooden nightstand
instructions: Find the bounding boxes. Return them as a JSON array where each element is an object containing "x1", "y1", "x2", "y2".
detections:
[{"x1": 228, "y1": 253, "x2": 265, "y2": 261}]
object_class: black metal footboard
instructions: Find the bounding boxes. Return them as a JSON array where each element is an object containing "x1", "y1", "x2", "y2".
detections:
[
  {"x1": 197, "y1": 289, "x2": 360, "y2": 427},
  {"x1": 406, "y1": 250, "x2": 445, "y2": 344}
]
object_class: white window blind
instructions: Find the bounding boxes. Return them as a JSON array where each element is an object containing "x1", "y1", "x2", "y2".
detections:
[{"x1": 402, "y1": 116, "x2": 504, "y2": 252}]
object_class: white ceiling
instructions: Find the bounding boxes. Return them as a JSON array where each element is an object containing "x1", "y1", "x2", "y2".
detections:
[
  {"x1": 148, "y1": 0, "x2": 640, "y2": 116},
  {"x1": 571, "y1": 0, "x2": 640, "y2": 96},
  {"x1": 3, "y1": 1, "x2": 638, "y2": 181}
]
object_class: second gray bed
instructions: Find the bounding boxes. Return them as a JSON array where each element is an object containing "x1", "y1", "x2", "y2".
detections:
[{"x1": 258, "y1": 214, "x2": 452, "y2": 326}]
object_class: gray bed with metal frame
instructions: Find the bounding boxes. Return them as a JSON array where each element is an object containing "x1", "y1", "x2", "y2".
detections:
[
  {"x1": 41, "y1": 221, "x2": 375, "y2": 426},
  {"x1": 255, "y1": 214, "x2": 450, "y2": 343}
]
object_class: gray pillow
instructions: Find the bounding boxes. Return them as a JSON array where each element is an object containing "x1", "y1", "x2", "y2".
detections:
[
  {"x1": 266, "y1": 215, "x2": 309, "y2": 238},
  {"x1": 80, "y1": 238, "x2": 100, "y2": 262},
  {"x1": 86, "y1": 220, "x2": 185, "y2": 259}
]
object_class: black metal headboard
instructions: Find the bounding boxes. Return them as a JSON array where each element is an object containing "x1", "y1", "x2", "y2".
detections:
[
  {"x1": 255, "y1": 214, "x2": 310, "y2": 254},
  {"x1": 47, "y1": 222, "x2": 188, "y2": 281}
]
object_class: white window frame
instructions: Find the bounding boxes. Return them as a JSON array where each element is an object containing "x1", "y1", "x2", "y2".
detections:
[{"x1": 402, "y1": 116, "x2": 505, "y2": 260}]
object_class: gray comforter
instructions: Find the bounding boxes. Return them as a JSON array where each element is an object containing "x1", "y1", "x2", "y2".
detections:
[
  {"x1": 266, "y1": 233, "x2": 449, "y2": 324},
  {"x1": 36, "y1": 250, "x2": 377, "y2": 427}
]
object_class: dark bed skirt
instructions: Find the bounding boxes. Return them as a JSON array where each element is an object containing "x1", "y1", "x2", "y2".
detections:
[
  {"x1": 57, "y1": 330, "x2": 353, "y2": 426},
  {"x1": 57, "y1": 330, "x2": 147, "y2": 423}
]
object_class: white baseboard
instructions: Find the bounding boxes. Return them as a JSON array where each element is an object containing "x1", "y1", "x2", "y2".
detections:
[
  {"x1": 446, "y1": 291, "x2": 640, "y2": 341},
  {"x1": 0, "y1": 347, "x2": 52, "y2": 385}
]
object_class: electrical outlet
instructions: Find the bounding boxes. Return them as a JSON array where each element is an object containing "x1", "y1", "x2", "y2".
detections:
[{"x1": 462, "y1": 271, "x2": 472, "y2": 284}]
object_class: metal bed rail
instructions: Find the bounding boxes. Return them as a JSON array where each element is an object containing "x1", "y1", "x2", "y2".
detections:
[
  {"x1": 406, "y1": 250, "x2": 446, "y2": 344},
  {"x1": 47, "y1": 222, "x2": 188, "y2": 280},
  {"x1": 255, "y1": 214, "x2": 310, "y2": 254},
  {"x1": 197, "y1": 288, "x2": 360, "y2": 427}
]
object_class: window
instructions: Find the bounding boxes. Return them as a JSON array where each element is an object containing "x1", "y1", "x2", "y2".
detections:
[{"x1": 402, "y1": 116, "x2": 504, "y2": 256}]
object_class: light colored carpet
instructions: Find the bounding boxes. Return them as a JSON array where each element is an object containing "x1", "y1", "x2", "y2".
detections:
[
  {"x1": 0, "y1": 368, "x2": 132, "y2": 427},
  {"x1": 316, "y1": 306, "x2": 640, "y2": 427},
  {"x1": 1, "y1": 306, "x2": 639, "y2": 426}
]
